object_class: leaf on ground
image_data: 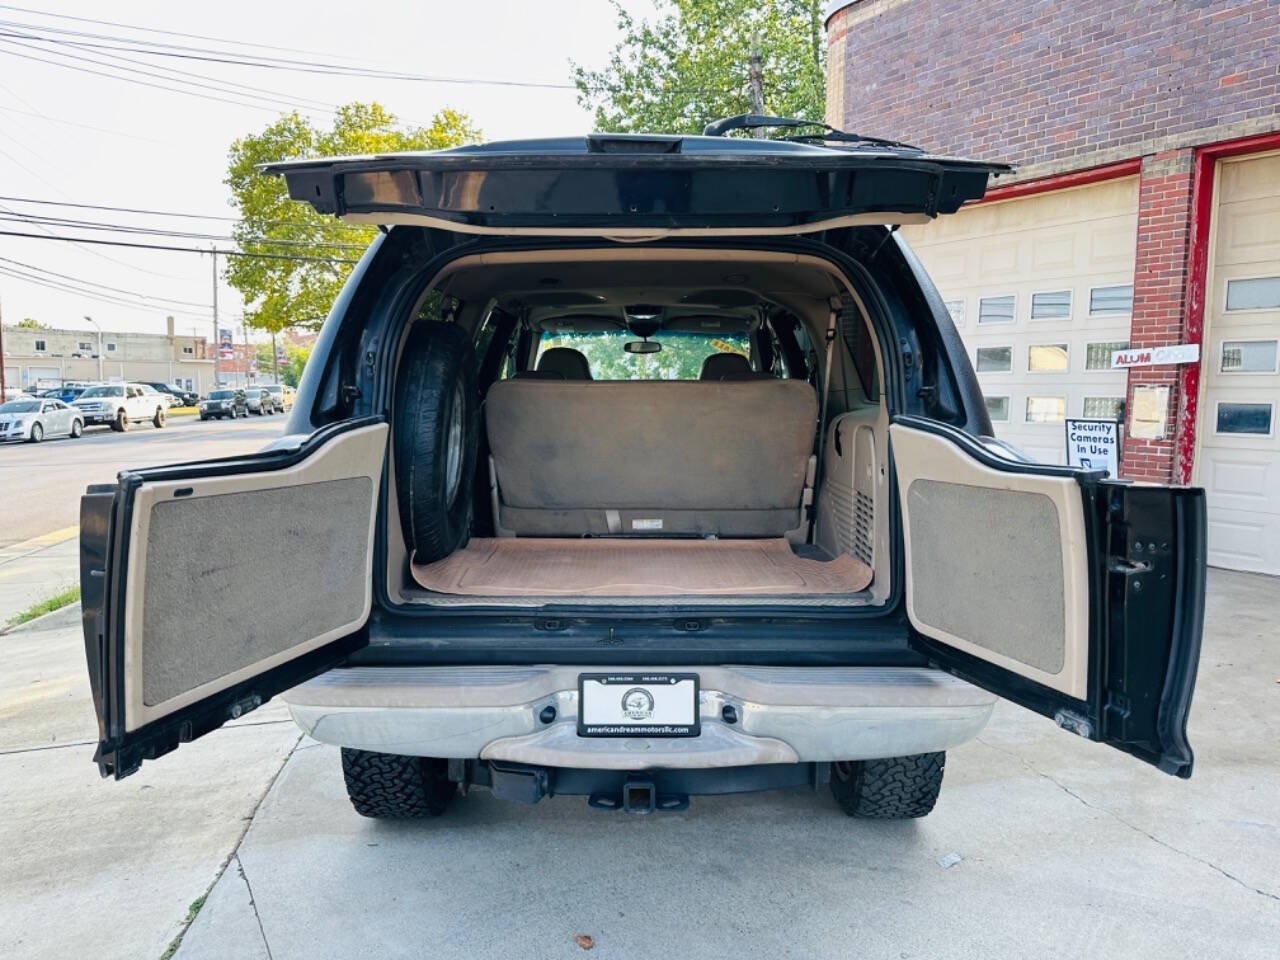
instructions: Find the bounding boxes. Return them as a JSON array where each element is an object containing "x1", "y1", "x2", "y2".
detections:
[{"x1": 575, "y1": 934, "x2": 595, "y2": 950}]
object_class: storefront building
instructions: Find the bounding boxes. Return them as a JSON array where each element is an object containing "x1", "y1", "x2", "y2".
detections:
[{"x1": 826, "y1": 0, "x2": 1280, "y2": 574}]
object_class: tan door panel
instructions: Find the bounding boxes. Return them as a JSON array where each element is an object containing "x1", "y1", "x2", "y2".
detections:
[
  {"x1": 121, "y1": 423, "x2": 387, "y2": 731},
  {"x1": 890, "y1": 423, "x2": 1089, "y2": 699}
]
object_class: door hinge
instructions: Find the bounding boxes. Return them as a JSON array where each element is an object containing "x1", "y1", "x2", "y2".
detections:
[{"x1": 1053, "y1": 709, "x2": 1093, "y2": 739}]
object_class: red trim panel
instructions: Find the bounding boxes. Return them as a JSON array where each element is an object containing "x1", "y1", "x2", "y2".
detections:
[{"x1": 977, "y1": 158, "x2": 1142, "y2": 205}]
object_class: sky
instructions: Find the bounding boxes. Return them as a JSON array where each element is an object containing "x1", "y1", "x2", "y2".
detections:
[{"x1": 0, "y1": 0, "x2": 655, "y2": 342}]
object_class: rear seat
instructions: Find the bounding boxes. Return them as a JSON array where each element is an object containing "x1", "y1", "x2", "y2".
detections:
[{"x1": 484, "y1": 378, "x2": 818, "y2": 537}]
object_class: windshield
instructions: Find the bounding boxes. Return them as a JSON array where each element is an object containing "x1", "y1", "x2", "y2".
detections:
[
  {"x1": 535, "y1": 330, "x2": 751, "y2": 380},
  {"x1": 78, "y1": 386, "x2": 123, "y2": 398},
  {"x1": 209, "y1": 390, "x2": 237, "y2": 400},
  {"x1": 264, "y1": 385, "x2": 281, "y2": 393},
  {"x1": 0, "y1": 400, "x2": 40, "y2": 413}
]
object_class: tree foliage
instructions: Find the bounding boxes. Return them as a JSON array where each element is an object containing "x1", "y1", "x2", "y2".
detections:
[
  {"x1": 539, "y1": 330, "x2": 748, "y2": 380},
  {"x1": 573, "y1": 0, "x2": 825, "y2": 135},
  {"x1": 225, "y1": 103, "x2": 480, "y2": 334},
  {"x1": 254, "y1": 341, "x2": 311, "y2": 387}
]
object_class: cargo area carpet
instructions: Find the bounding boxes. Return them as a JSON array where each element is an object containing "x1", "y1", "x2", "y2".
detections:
[{"x1": 410, "y1": 537, "x2": 873, "y2": 597}]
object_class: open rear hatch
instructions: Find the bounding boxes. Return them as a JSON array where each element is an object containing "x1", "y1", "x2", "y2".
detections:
[{"x1": 261, "y1": 132, "x2": 1010, "y2": 238}]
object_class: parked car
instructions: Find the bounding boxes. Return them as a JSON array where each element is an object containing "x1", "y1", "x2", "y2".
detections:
[
  {"x1": 261, "y1": 383, "x2": 292, "y2": 412},
  {"x1": 139, "y1": 382, "x2": 194, "y2": 407},
  {"x1": 72, "y1": 382, "x2": 167, "y2": 431},
  {"x1": 78, "y1": 122, "x2": 1207, "y2": 824},
  {"x1": 242, "y1": 386, "x2": 276, "y2": 415},
  {"x1": 198, "y1": 388, "x2": 248, "y2": 420},
  {"x1": 0, "y1": 397, "x2": 84, "y2": 442}
]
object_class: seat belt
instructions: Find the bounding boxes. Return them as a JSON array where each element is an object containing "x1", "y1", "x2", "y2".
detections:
[{"x1": 807, "y1": 298, "x2": 841, "y2": 544}]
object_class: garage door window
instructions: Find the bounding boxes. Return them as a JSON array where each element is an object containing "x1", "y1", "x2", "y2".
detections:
[
  {"x1": 1225, "y1": 276, "x2": 1280, "y2": 312},
  {"x1": 1031, "y1": 290, "x2": 1072, "y2": 320},
  {"x1": 1086, "y1": 340, "x2": 1127, "y2": 370},
  {"x1": 984, "y1": 395, "x2": 1010, "y2": 421},
  {"x1": 1089, "y1": 284, "x2": 1134, "y2": 316},
  {"x1": 975, "y1": 346, "x2": 1012, "y2": 372},
  {"x1": 1028, "y1": 343, "x2": 1069, "y2": 373},
  {"x1": 1220, "y1": 339, "x2": 1278, "y2": 373},
  {"x1": 1215, "y1": 402, "x2": 1273, "y2": 436},
  {"x1": 944, "y1": 299, "x2": 966, "y2": 326},
  {"x1": 978, "y1": 295, "x2": 1015, "y2": 324},
  {"x1": 1026, "y1": 396, "x2": 1065, "y2": 424},
  {"x1": 1083, "y1": 396, "x2": 1124, "y2": 419}
]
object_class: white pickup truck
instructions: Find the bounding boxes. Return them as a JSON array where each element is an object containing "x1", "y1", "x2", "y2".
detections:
[{"x1": 72, "y1": 382, "x2": 167, "y2": 432}]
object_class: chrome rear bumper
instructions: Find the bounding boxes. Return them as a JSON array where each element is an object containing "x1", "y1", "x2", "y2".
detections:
[{"x1": 283, "y1": 665, "x2": 996, "y2": 768}]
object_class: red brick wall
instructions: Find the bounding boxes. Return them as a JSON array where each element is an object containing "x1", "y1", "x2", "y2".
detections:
[
  {"x1": 826, "y1": 0, "x2": 1280, "y2": 179},
  {"x1": 1121, "y1": 150, "x2": 1196, "y2": 482}
]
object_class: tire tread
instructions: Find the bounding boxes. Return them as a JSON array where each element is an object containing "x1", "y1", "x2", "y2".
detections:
[
  {"x1": 831, "y1": 752, "x2": 945, "y2": 819},
  {"x1": 340, "y1": 748, "x2": 455, "y2": 819}
]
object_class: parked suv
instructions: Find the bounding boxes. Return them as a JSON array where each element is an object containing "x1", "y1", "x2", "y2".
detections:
[
  {"x1": 242, "y1": 386, "x2": 277, "y2": 415},
  {"x1": 198, "y1": 388, "x2": 248, "y2": 420},
  {"x1": 79, "y1": 121, "x2": 1206, "y2": 823},
  {"x1": 72, "y1": 382, "x2": 166, "y2": 431}
]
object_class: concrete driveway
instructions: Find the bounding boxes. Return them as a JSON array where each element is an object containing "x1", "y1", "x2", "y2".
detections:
[{"x1": 2, "y1": 570, "x2": 1277, "y2": 959}]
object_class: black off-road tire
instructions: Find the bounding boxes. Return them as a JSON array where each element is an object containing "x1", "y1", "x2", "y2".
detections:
[
  {"x1": 340, "y1": 748, "x2": 456, "y2": 819},
  {"x1": 830, "y1": 752, "x2": 945, "y2": 819},
  {"x1": 393, "y1": 322, "x2": 479, "y2": 564}
]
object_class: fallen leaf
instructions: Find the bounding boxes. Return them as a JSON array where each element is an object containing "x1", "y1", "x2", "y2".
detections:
[{"x1": 575, "y1": 934, "x2": 595, "y2": 950}]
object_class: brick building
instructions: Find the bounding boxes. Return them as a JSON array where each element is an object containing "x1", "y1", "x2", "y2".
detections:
[{"x1": 825, "y1": 0, "x2": 1280, "y2": 574}]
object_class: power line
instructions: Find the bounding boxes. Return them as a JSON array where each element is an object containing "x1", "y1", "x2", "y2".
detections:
[
  {"x1": 0, "y1": 194, "x2": 366, "y2": 232},
  {"x1": 0, "y1": 228, "x2": 360, "y2": 263},
  {"x1": 0, "y1": 102, "x2": 167, "y2": 143},
  {"x1": 0, "y1": 16, "x2": 577, "y2": 89},
  {"x1": 0, "y1": 263, "x2": 212, "y2": 317},
  {"x1": 0, "y1": 255, "x2": 212, "y2": 308},
  {"x1": 0, "y1": 211, "x2": 369, "y2": 250}
]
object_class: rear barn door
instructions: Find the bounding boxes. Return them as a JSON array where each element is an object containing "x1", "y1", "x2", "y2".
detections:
[
  {"x1": 81, "y1": 418, "x2": 387, "y2": 778},
  {"x1": 890, "y1": 416, "x2": 1207, "y2": 776}
]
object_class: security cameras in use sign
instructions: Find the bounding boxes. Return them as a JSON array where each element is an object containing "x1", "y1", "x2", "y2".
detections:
[{"x1": 1065, "y1": 418, "x2": 1120, "y2": 477}]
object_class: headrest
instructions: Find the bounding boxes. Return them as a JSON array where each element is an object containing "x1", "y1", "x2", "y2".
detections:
[
  {"x1": 699, "y1": 352, "x2": 755, "y2": 380},
  {"x1": 537, "y1": 347, "x2": 593, "y2": 380}
]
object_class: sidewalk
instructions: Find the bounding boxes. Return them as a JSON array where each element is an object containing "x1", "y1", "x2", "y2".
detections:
[{"x1": 0, "y1": 528, "x2": 80, "y2": 626}]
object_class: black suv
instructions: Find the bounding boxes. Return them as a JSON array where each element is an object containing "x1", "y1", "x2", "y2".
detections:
[{"x1": 79, "y1": 120, "x2": 1206, "y2": 822}]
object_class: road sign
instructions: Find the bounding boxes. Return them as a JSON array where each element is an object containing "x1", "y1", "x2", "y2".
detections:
[
  {"x1": 1065, "y1": 418, "x2": 1120, "y2": 476},
  {"x1": 1111, "y1": 343, "x2": 1200, "y2": 368}
]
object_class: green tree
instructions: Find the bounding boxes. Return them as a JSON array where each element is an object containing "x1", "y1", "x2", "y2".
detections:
[
  {"x1": 573, "y1": 0, "x2": 825, "y2": 135},
  {"x1": 225, "y1": 103, "x2": 480, "y2": 335},
  {"x1": 14, "y1": 318, "x2": 44, "y2": 329},
  {"x1": 253, "y1": 341, "x2": 311, "y2": 387}
]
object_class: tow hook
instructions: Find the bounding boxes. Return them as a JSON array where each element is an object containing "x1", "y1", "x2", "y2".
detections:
[{"x1": 588, "y1": 778, "x2": 689, "y2": 814}]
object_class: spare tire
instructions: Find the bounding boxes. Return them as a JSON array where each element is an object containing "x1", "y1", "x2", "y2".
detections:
[{"x1": 393, "y1": 322, "x2": 479, "y2": 564}]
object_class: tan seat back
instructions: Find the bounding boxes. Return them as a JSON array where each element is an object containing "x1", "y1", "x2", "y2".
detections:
[{"x1": 484, "y1": 379, "x2": 817, "y2": 537}]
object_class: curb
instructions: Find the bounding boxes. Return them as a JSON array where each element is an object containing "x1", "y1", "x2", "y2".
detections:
[{"x1": 0, "y1": 601, "x2": 82, "y2": 636}]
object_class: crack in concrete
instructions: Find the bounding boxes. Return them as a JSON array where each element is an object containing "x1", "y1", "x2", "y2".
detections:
[
  {"x1": 0, "y1": 719, "x2": 295, "y2": 758},
  {"x1": 977, "y1": 736, "x2": 1280, "y2": 903},
  {"x1": 236, "y1": 853, "x2": 275, "y2": 960}
]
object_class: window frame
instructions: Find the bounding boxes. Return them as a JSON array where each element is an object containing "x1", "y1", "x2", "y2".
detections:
[
  {"x1": 1082, "y1": 396, "x2": 1125, "y2": 421},
  {"x1": 1218, "y1": 337, "x2": 1280, "y2": 375},
  {"x1": 974, "y1": 344, "x2": 1014, "y2": 374},
  {"x1": 1027, "y1": 342, "x2": 1071, "y2": 375},
  {"x1": 34, "y1": 339, "x2": 47, "y2": 352},
  {"x1": 1084, "y1": 339, "x2": 1128, "y2": 373},
  {"x1": 1224, "y1": 274, "x2": 1280, "y2": 314},
  {"x1": 943, "y1": 298, "x2": 966, "y2": 327},
  {"x1": 106, "y1": 342, "x2": 117, "y2": 352},
  {"x1": 1025, "y1": 395, "x2": 1067, "y2": 425},
  {"x1": 1212, "y1": 400, "x2": 1275, "y2": 438},
  {"x1": 977, "y1": 293, "x2": 1017, "y2": 326},
  {"x1": 983, "y1": 394, "x2": 1011, "y2": 422},
  {"x1": 1029, "y1": 289, "x2": 1073, "y2": 321},
  {"x1": 1088, "y1": 283, "x2": 1135, "y2": 317}
]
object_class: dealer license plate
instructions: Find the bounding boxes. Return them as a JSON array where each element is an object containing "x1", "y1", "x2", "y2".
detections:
[{"x1": 577, "y1": 673, "x2": 700, "y2": 737}]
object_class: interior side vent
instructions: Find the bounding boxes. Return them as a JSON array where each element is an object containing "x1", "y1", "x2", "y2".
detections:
[{"x1": 853, "y1": 490, "x2": 874, "y2": 566}]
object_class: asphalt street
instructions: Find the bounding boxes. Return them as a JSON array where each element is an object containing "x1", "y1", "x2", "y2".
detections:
[
  {"x1": 1, "y1": 570, "x2": 1276, "y2": 960},
  {"x1": 0, "y1": 415, "x2": 283, "y2": 548}
]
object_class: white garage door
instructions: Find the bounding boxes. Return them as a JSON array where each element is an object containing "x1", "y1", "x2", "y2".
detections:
[
  {"x1": 901, "y1": 177, "x2": 1138, "y2": 465},
  {"x1": 1195, "y1": 151, "x2": 1280, "y2": 576}
]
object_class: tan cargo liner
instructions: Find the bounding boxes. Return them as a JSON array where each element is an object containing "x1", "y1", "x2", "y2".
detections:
[{"x1": 410, "y1": 537, "x2": 872, "y2": 598}]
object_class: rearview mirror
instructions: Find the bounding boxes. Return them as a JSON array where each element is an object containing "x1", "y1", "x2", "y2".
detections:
[{"x1": 624, "y1": 340, "x2": 662, "y2": 354}]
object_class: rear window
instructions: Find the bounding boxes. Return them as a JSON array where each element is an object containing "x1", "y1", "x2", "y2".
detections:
[
  {"x1": 209, "y1": 390, "x2": 237, "y2": 400},
  {"x1": 534, "y1": 330, "x2": 750, "y2": 380}
]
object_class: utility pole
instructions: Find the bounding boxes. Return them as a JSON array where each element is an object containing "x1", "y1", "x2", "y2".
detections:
[
  {"x1": 84, "y1": 315, "x2": 103, "y2": 382},
  {"x1": 211, "y1": 248, "x2": 220, "y2": 391},
  {"x1": 271, "y1": 330, "x2": 279, "y2": 383},
  {"x1": 243, "y1": 324, "x2": 250, "y2": 384},
  {"x1": 749, "y1": 50, "x2": 765, "y2": 137}
]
